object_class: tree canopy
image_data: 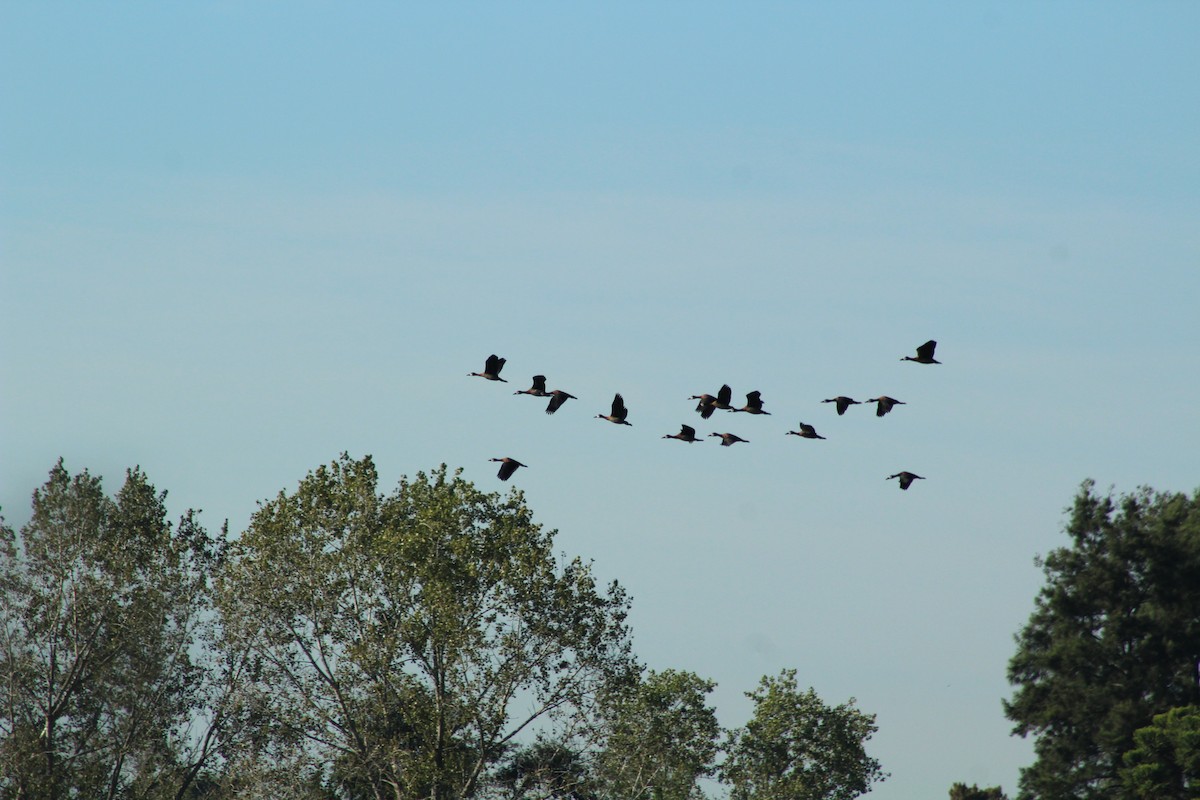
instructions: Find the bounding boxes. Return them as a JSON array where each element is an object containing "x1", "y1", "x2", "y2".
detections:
[{"x1": 1005, "y1": 481, "x2": 1200, "y2": 800}]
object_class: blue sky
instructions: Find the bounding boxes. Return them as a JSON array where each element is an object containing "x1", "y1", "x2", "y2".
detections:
[{"x1": 3, "y1": 3, "x2": 1199, "y2": 796}]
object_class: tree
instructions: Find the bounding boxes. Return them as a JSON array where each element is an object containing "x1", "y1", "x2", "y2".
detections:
[
  {"x1": 590, "y1": 668, "x2": 720, "y2": 800},
  {"x1": 0, "y1": 460, "x2": 223, "y2": 800},
  {"x1": 719, "y1": 669, "x2": 886, "y2": 800},
  {"x1": 214, "y1": 455, "x2": 636, "y2": 800},
  {"x1": 1120, "y1": 705, "x2": 1200, "y2": 799},
  {"x1": 948, "y1": 783, "x2": 1009, "y2": 800},
  {"x1": 1005, "y1": 482, "x2": 1200, "y2": 800}
]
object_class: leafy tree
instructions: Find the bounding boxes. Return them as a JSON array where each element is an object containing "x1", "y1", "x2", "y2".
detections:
[
  {"x1": 0, "y1": 460, "x2": 223, "y2": 800},
  {"x1": 719, "y1": 669, "x2": 885, "y2": 800},
  {"x1": 592, "y1": 668, "x2": 720, "y2": 800},
  {"x1": 215, "y1": 455, "x2": 636, "y2": 800},
  {"x1": 948, "y1": 783, "x2": 1009, "y2": 800},
  {"x1": 494, "y1": 740, "x2": 597, "y2": 799},
  {"x1": 1120, "y1": 705, "x2": 1200, "y2": 799},
  {"x1": 1005, "y1": 482, "x2": 1200, "y2": 800}
]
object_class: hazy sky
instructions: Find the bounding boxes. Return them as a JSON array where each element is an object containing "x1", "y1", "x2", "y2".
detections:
[{"x1": 3, "y1": 3, "x2": 1199, "y2": 797}]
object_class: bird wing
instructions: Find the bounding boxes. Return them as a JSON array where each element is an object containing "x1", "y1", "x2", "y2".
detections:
[
  {"x1": 531, "y1": 375, "x2": 547, "y2": 392},
  {"x1": 546, "y1": 391, "x2": 574, "y2": 414},
  {"x1": 698, "y1": 400, "x2": 715, "y2": 419},
  {"x1": 681, "y1": 424, "x2": 696, "y2": 438},
  {"x1": 498, "y1": 461, "x2": 516, "y2": 480},
  {"x1": 717, "y1": 384, "x2": 732, "y2": 405},
  {"x1": 612, "y1": 393, "x2": 627, "y2": 418},
  {"x1": 486, "y1": 354, "x2": 506, "y2": 375},
  {"x1": 916, "y1": 340, "x2": 937, "y2": 360}
]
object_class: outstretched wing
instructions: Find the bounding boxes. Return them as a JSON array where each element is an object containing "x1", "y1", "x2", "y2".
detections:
[
  {"x1": 531, "y1": 374, "x2": 547, "y2": 392},
  {"x1": 611, "y1": 393, "x2": 628, "y2": 420},
  {"x1": 546, "y1": 391, "x2": 575, "y2": 414},
  {"x1": 486, "y1": 354, "x2": 506, "y2": 375},
  {"x1": 717, "y1": 384, "x2": 732, "y2": 405},
  {"x1": 680, "y1": 424, "x2": 696, "y2": 438},
  {"x1": 916, "y1": 340, "x2": 937, "y2": 361}
]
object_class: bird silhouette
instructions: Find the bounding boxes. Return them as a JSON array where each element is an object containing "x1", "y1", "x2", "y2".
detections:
[
  {"x1": 597, "y1": 393, "x2": 632, "y2": 426},
  {"x1": 733, "y1": 390, "x2": 770, "y2": 415},
  {"x1": 663, "y1": 424, "x2": 703, "y2": 442},
  {"x1": 822, "y1": 396, "x2": 861, "y2": 415},
  {"x1": 902, "y1": 340, "x2": 940, "y2": 364},
  {"x1": 545, "y1": 389, "x2": 577, "y2": 415},
  {"x1": 887, "y1": 471, "x2": 925, "y2": 490},
  {"x1": 489, "y1": 457, "x2": 527, "y2": 481},
  {"x1": 709, "y1": 432, "x2": 749, "y2": 446},
  {"x1": 786, "y1": 422, "x2": 826, "y2": 439},
  {"x1": 470, "y1": 354, "x2": 507, "y2": 382},
  {"x1": 866, "y1": 396, "x2": 905, "y2": 417},
  {"x1": 514, "y1": 375, "x2": 550, "y2": 396}
]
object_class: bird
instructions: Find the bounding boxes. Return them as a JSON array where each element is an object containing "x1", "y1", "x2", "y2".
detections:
[
  {"x1": 709, "y1": 432, "x2": 749, "y2": 446},
  {"x1": 902, "y1": 340, "x2": 940, "y2": 364},
  {"x1": 822, "y1": 396, "x2": 861, "y2": 415},
  {"x1": 733, "y1": 390, "x2": 770, "y2": 415},
  {"x1": 470, "y1": 354, "x2": 507, "y2": 382},
  {"x1": 514, "y1": 375, "x2": 550, "y2": 397},
  {"x1": 786, "y1": 422, "x2": 825, "y2": 439},
  {"x1": 489, "y1": 457, "x2": 527, "y2": 481},
  {"x1": 866, "y1": 396, "x2": 905, "y2": 417},
  {"x1": 545, "y1": 389, "x2": 577, "y2": 415},
  {"x1": 663, "y1": 424, "x2": 703, "y2": 442},
  {"x1": 887, "y1": 471, "x2": 925, "y2": 490},
  {"x1": 596, "y1": 393, "x2": 632, "y2": 426}
]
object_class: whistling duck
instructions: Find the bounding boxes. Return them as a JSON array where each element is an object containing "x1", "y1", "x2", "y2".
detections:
[
  {"x1": 887, "y1": 471, "x2": 925, "y2": 490},
  {"x1": 902, "y1": 340, "x2": 940, "y2": 364},
  {"x1": 733, "y1": 390, "x2": 770, "y2": 415},
  {"x1": 515, "y1": 375, "x2": 550, "y2": 396},
  {"x1": 489, "y1": 457, "x2": 527, "y2": 481},
  {"x1": 597, "y1": 394, "x2": 632, "y2": 426},
  {"x1": 545, "y1": 389, "x2": 577, "y2": 415},
  {"x1": 866, "y1": 396, "x2": 905, "y2": 417},
  {"x1": 663, "y1": 424, "x2": 703, "y2": 442},
  {"x1": 470, "y1": 354, "x2": 507, "y2": 382},
  {"x1": 822, "y1": 396, "x2": 861, "y2": 415},
  {"x1": 709, "y1": 432, "x2": 748, "y2": 446},
  {"x1": 786, "y1": 422, "x2": 826, "y2": 439}
]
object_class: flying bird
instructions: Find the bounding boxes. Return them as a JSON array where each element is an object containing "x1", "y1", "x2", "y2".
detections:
[
  {"x1": 663, "y1": 424, "x2": 703, "y2": 442},
  {"x1": 866, "y1": 396, "x2": 906, "y2": 417},
  {"x1": 733, "y1": 390, "x2": 770, "y2": 415},
  {"x1": 489, "y1": 457, "x2": 527, "y2": 481},
  {"x1": 786, "y1": 422, "x2": 826, "y2": 439},
  {"x1": 887, "y1": 471, "x2": 925, "y2": 490},
  {"x1": 545, "y1": 389, "x2": 577, "y2": 415},
  {"x1": 597, "y1": 393, "x2": 632, "y2": 426},
  {"x1": 470, "y1": 354, "x2": 507, "y2": 382},
  {"x1": 902, "y1": 340, "x2": 941, "y2": 364},
  {"x1": 514, "y1": 375, "x2": 550, "y2": 396},
  {"x1": 690, "y1": 384, "x2": 733, "y2": 419},
  {"x1": 822, "y1": 396, "x2": 861, "y2": 415},
  {"x1": 709, "y1": 432, "x2": 749, "y2": 446}
]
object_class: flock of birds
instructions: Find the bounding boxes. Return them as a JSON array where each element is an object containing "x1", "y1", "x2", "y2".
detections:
[{"x1": 472, "y1": 340, "x2": 942, "y2": 489}]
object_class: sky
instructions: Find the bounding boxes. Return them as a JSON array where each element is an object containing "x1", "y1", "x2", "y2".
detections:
[{"x1": 3, "y1": 2, "x2": 1199, "y2": 796}]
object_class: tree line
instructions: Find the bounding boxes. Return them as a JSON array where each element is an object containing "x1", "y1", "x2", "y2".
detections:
[
  {"x1": 1, "y1": 457, "x2": 883, "y2": 800},
  {"x1": 2, "y1": 457, "x2": 1198, "y2": 799}
]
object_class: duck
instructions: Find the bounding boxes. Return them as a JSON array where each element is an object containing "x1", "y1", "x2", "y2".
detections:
[
  {"x1": 866, "y1": 396, "x2": 905, "y2": 417},
  {"x1": 596, "y1": 393, "x2": 632, "y2": 426},
  {"x1": 709, "y1": 432, "x2": 749, "y2": 447},
  {"x1": 887, "y1": 471, "x2": 925, "y2": 490},
  {"x1": 663, "y1": 424, "x2": 703, "y2": 442},
  {"x1": 469, "y1": 354, "x2": 507, "y2": 382},
  {"x1": 901, "y1": 340, "x2": 940, "y2": 364},
  {"x1": 514, "y1": 375, "x2": 550, "y2": 396},
  {"x1": 733, "y1": 390, "x2": 770, "y2": 415},
  {"x1": 489, "y1": 457, "x2": 527, "y2": 481},
  {"x1": 786, "y1": 422, "x2": 826, "y2": 439},
  {"x1": 545, "y1": 389, "x2": 577, "y2": 415},
  {"x1": 821, "y1": 396, "x2": 861, "y2": 415}
]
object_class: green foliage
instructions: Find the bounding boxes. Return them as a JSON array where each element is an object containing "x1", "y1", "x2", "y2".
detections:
[
  {"x1": 1120, "y1": 705, "x2": 1200, "y2": 799},
  {"x1": 948, "y1": 782, "x2": 1009, "y2": 800},
  {"x1": 720, "y1": 669, "x2": 885, "y2": 800},
  {"x1": 1005, "y1": 481, "x2": 1200, "y2": 800},
  {"x1": 215, "y1": 454, "x2": 636, "y2": 800},
  {"x1": 0, "y1": 460, "x2": 221, "y2": 800},
  {"x1": 593, "y1": 668, "x2": 721, "y2": 800}
]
